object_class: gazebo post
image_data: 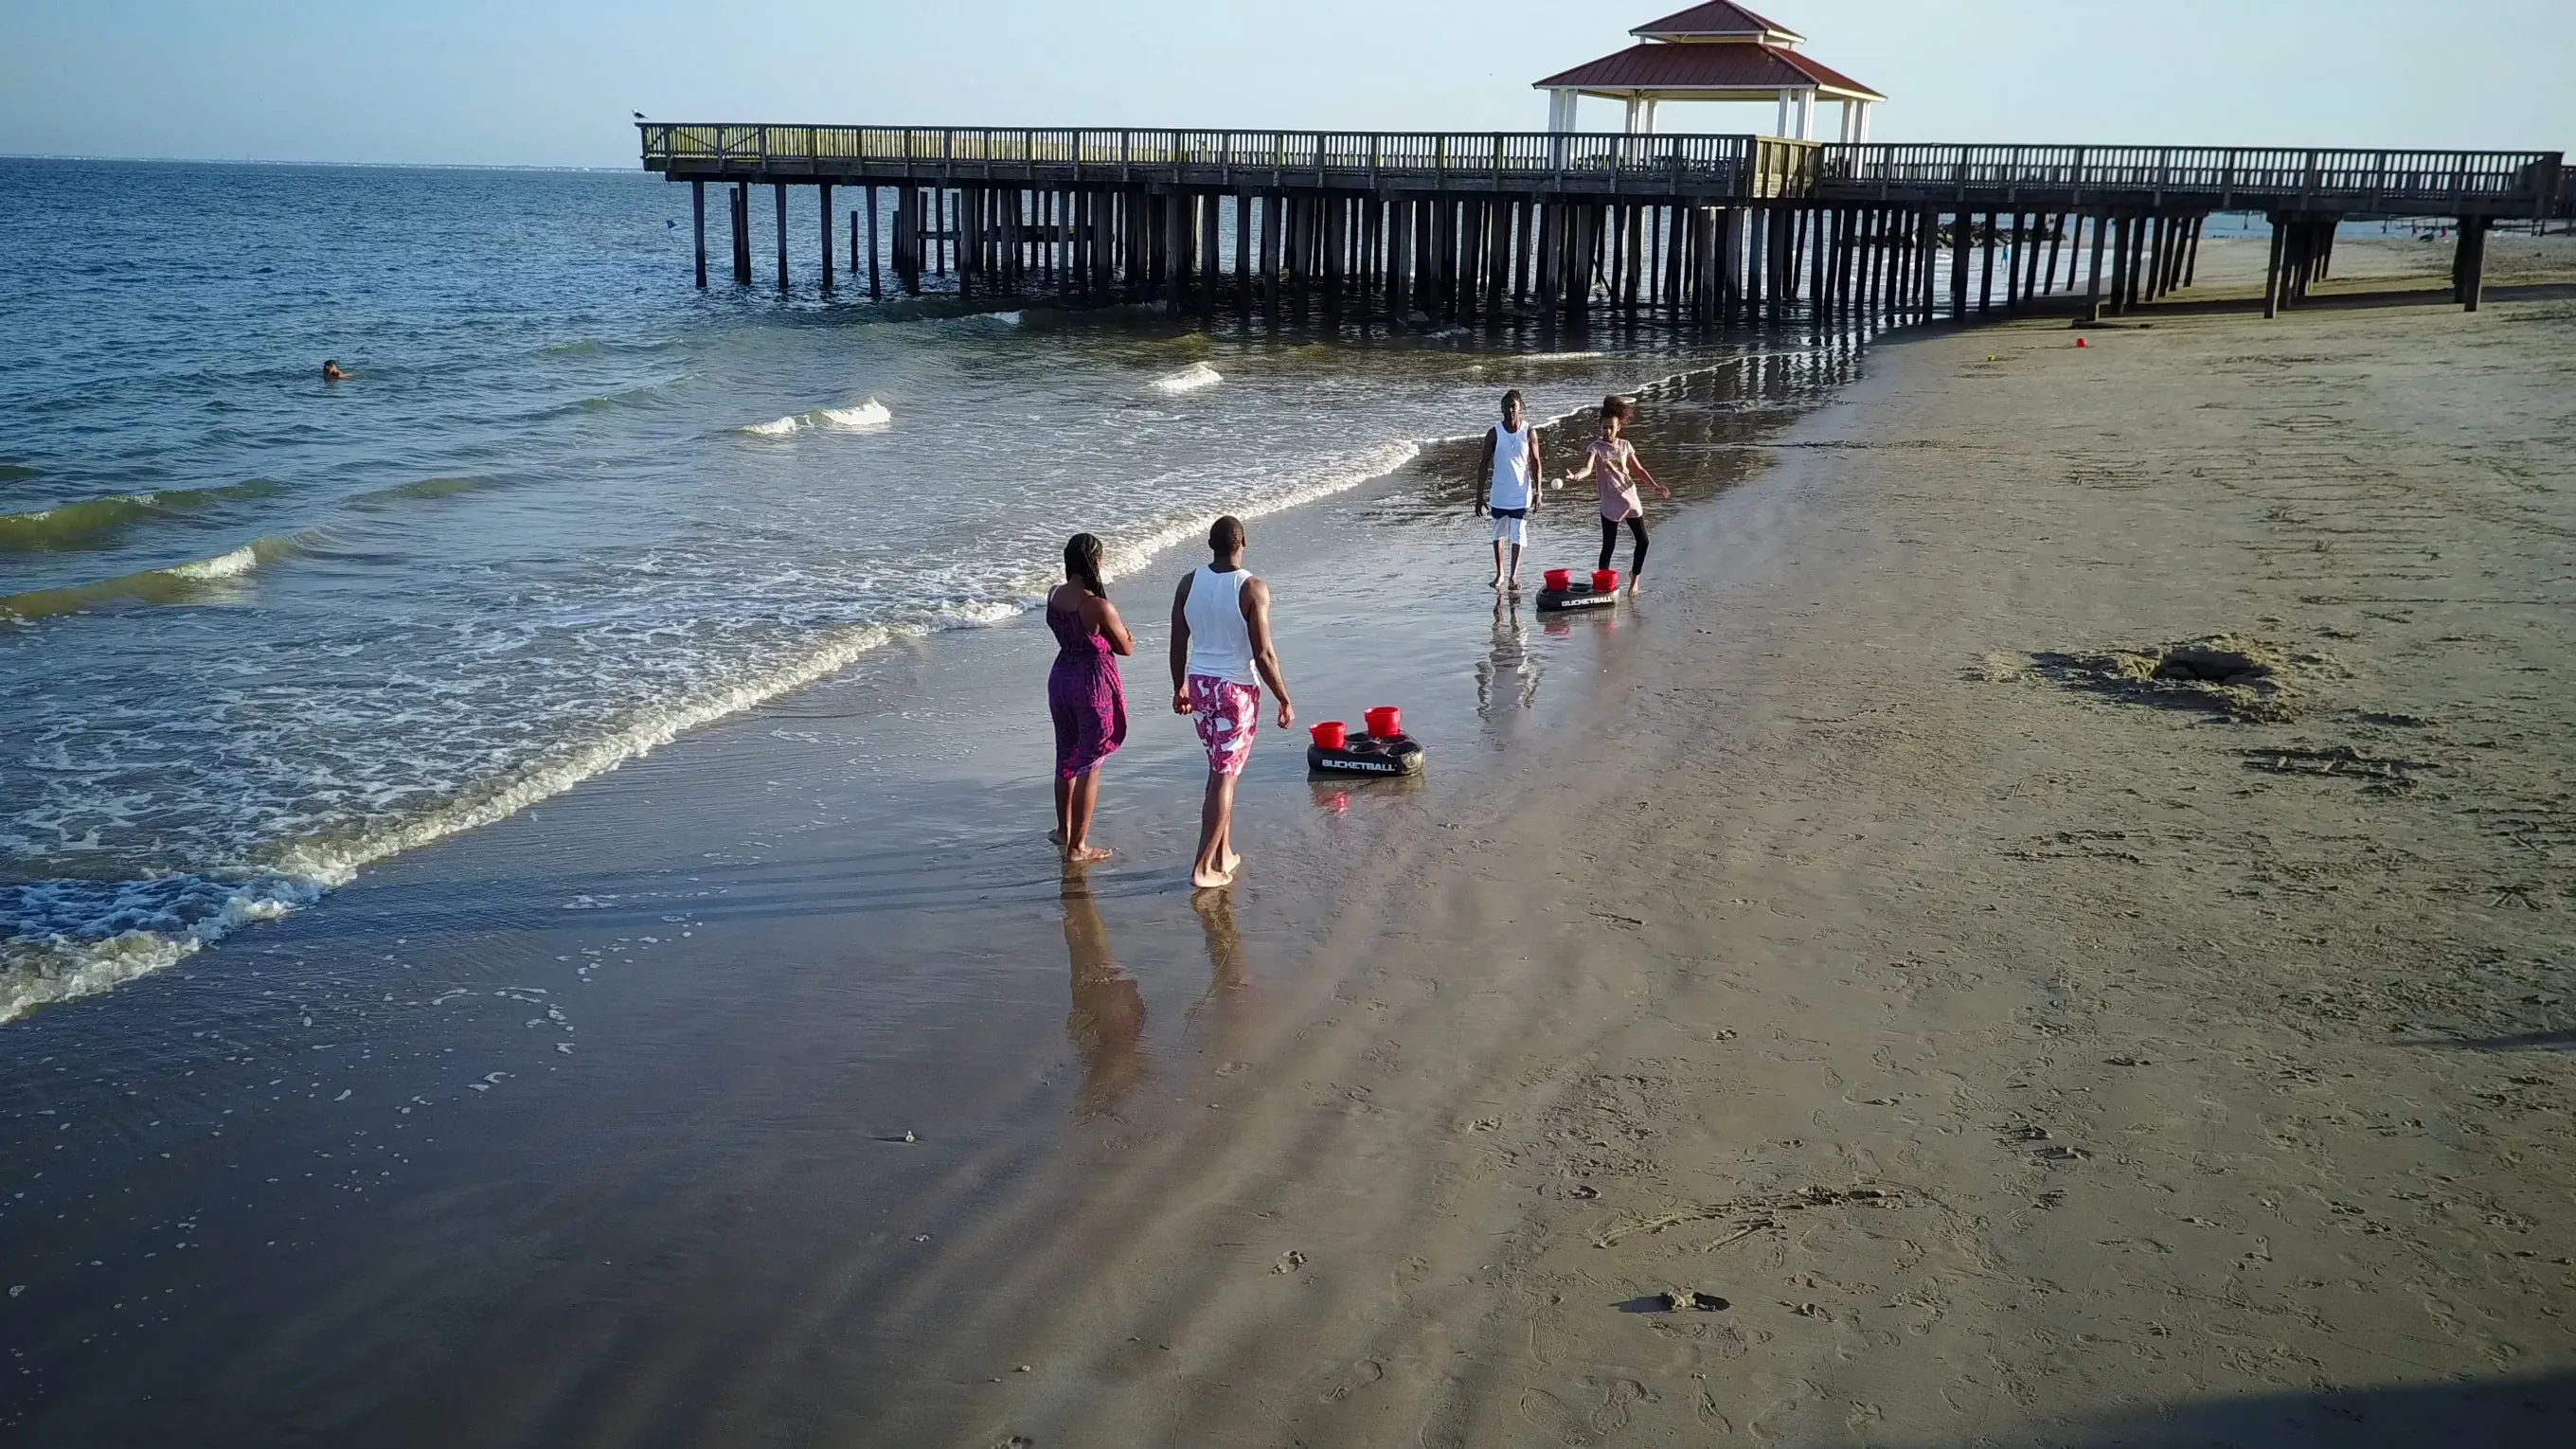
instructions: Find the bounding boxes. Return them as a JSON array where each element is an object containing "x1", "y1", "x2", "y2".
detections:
[{"x1": 1547, "y1": 89, "x2": 1578, "y2": 135}]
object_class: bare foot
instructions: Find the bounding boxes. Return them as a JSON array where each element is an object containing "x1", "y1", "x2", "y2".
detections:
[
  {"x1": 1488, "y1": 576, "x2": 1504, "y2": 590},
  {"x1": 1221, "y1": 850, "x2": 1243, "y2": 874},
  {"x1": 1064, "y1": 844, "x2": 1112, "y2": 864},
  {"x1": 1190, "y1": 864, "x2": 1235, "y2": 889},
  {"x1": 1046, "y1": 828, "x2": 1065, "y2": 847}
]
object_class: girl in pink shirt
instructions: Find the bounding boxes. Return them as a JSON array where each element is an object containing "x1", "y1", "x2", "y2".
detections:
[{"x1": 1559, "y1": 395, "x2": 1669, "y2": 591}]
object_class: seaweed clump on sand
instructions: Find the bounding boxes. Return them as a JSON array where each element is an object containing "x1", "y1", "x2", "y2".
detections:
[{"x1": 2022, "y1": 634, "x2": 2304, "y2": 722}]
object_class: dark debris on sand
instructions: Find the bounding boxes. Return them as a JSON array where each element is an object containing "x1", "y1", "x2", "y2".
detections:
[{"x1": 2023, "y1": 634, "x2": 2311, "y2": 722}]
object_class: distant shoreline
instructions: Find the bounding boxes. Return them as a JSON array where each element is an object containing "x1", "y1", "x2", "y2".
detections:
[{"x1": 0, "y1": 152, "x2": 645, "y2": 173}]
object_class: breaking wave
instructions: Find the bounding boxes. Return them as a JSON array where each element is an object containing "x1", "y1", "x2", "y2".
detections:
[
  {"x1": 739, "y1": 398, "x2": 893, "y2": 437},
  {"x1": 0, "y1": 479, "x2": 283, "y2": 552},
  {"x1": 1151, "y1": 362, "x2": 1223, "y2": 395},
  {"x1": 0, "y1": 603, "x2": 1000, "y2": 1020},
  {"x1": 0, "y1": 532, "x2": 311, "y2": 622},
  {"x1": 349, "y1": 475, "x2": 507, "y2": 508}
]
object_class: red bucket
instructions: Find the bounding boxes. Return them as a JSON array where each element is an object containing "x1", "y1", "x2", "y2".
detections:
[
  {"x1": 1309, "y1": 721, "x2": 1347, "y2": 751},
  {"x1": 1363, "y1": 706, "x2": 1403, "y2": 739},
  {"x1": 1592, "y1": 569, "x2": 1620, "y2": 594},
  {"x1": 1543, "y1": 568, "x2": 1572, "y2": 592}
]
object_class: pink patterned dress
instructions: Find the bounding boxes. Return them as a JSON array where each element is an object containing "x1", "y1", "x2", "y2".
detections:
[{"x1": 1046, "y1": 597, "x2": 1127, "y2": 779}]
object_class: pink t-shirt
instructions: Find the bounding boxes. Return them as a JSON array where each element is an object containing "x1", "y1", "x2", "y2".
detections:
[{"x1": 1589, "y1": 436, "x2": 1645, "y2": 521}]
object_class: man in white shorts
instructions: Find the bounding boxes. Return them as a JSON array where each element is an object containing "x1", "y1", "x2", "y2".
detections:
[{"x1": 1474, "y1": 389, "x2": 1544, "y2": 590}]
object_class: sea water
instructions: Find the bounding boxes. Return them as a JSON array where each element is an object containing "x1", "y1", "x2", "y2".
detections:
[{"x1": 0, "y1": 157, "x2": 1790, "y2": 1020}]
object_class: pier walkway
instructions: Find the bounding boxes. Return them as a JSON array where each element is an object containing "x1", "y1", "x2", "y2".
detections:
[{"x1": 637, "y1": 124, "x2": 2566, "y2": 326}]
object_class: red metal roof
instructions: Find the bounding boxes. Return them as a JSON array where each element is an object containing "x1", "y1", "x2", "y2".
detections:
[
  {"x1": 1628, "y1": 2, "x2": 1803, "y2": 41},
  {"x1": 1534, "y1": 43, "x2": 1883, "y2": 99}
]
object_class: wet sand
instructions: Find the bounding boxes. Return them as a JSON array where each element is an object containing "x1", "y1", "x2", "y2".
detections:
[
  {"x1": 2142, "y1": 229, "x2": 2576, "y2": 301},
  {"x1": 9, "y1": 290, "x2": 2576, "y2": 1446},
  {"x1": 829, "y1": 293, "x2": 2576, "y2": 1447}
]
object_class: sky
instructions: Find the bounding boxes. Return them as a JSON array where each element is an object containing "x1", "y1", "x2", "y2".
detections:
[{"x1": 2, "y1": 0, "x2": 2569, "y2": 168}]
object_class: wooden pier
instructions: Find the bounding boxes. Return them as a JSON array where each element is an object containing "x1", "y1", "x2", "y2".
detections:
[{"x1": 639, "y1": 125, "x2": 2565, "y2": 326}]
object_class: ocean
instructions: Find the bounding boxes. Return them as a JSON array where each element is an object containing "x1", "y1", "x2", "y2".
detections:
[{"x1": 0, "y1": 157, "x2": 1807, "y2": 1021}]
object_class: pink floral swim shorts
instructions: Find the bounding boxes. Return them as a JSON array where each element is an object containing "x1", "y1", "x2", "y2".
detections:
[{"x1": 1187, "y1": 673, "x2": 1261, "y2": 777}]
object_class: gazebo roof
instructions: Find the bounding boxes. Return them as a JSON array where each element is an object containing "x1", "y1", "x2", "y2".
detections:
[
  {"x1": 1628, "y1": 1, "x2": 1805, "y2": 45},
  {"x1": 1533, "y1": 42, "x2": 1884, "y2": 101}
]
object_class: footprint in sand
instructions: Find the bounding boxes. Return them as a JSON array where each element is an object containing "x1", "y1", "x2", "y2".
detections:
[
  {"x1": 1317, "y1": 1358, "x2": 1384, "y2": 1404},
  {"x1": 1691, "y1": 1372, "x2": 1735, "y2": 1432},
  {"x1": 1518, "y1": 1377, "x2": 1653, "y2": 1444},
  {"x1": 1744, "y1": 1378, "x2": 1824, "y2": 1443}
]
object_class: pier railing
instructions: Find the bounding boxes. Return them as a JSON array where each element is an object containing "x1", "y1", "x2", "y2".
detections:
[
  {"x1": 640, "y1": 124, "x2": 2561, "y2": 216},
  {"x1": 639, "y1": 124, "x2": 1819, "y2": 196},
  {"x1": 1816, "y1": 144, "x2": 2564, "y2": 211}
]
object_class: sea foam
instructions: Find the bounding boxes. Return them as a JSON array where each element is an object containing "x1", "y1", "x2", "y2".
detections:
[
  {"x1": 816, "y1": 399, "x2": 892, "y2": 431},
  {"x1": 740, "y1": 399, "x2": 894, "y2": 437},
  {"x1": 1152, "y1": 362, "x2": 1223, "y2": 395},
  {"x1": 165, "y1": 543, "x2": 262, "y2": 580},
  {"x1": 0, "y1": 609, "x2": 949, "y2": 1021}
]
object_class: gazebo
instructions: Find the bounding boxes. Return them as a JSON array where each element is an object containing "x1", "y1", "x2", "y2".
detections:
[{"x1": 1534, "y1": 2, "x2": 1884, "y2": 142}]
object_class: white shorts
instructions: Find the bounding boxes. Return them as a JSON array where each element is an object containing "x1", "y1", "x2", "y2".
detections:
[{"x1": 1490, "y1": 509, "x2": 1529, "y2": 546}]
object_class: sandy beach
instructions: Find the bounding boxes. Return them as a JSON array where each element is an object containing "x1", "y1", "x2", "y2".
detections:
[
  {"x1": 7, "y1": 277, "x2": 2575, "y2": 1446},
  {"x1": 831, "y1": 286, "x2": 2576, "y2": 1447}
]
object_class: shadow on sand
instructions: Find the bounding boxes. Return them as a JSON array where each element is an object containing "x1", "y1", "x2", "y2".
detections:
[{"x1": 1856, "y1": 1369, "x2": 2576, "y2": 1449}]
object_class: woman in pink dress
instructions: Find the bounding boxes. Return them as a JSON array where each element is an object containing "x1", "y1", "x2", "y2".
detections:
[
  {"x1": 1046, "y1": 533, "x2": 1134, "y2": 862},
  {"x1": 1559, "y1": 395, "x2": 1670, "y2": 591}
]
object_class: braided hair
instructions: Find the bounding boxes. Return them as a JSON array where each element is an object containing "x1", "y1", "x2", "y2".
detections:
[{"x1": 1064, "y1": 532, "x2": 1107, "y2": 598}]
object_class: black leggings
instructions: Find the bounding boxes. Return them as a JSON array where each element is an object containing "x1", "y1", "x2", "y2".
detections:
[{"x1": 1598, "y1": 516, "x2": 1648, "y2": 576}]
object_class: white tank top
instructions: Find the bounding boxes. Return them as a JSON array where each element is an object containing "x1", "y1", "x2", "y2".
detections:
[
  {"x1": 1488, "y1": 422, "x2": 1534, "y2": 510},
  {"x1": 1183, "y1": 565, "x2": 1257, "y2": 686}
]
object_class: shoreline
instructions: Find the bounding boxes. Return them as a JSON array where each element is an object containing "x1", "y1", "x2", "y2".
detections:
[
  {"x1": 0, "y1": 323, "x2": 1848, "y2": 1023},
  {"x1": 8, "y1": 288, "x2": 2574, "y2": 1445},
  {"x1": 0, "y1": 327, "x2": 1861, "y2": 1442}
]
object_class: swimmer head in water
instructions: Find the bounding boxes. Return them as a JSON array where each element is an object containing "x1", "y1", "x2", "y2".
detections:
[{"x1": 322, "y1": 360, "x2": 346, "y2": 382}]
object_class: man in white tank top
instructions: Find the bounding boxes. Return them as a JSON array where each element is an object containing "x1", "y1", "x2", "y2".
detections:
[
  {"x1": 1170, "y1": 515, "x2": 1295, "y2": 889},
  {"x1": 1474, "y1": 389, "x2": 1544, "y2": 591}
]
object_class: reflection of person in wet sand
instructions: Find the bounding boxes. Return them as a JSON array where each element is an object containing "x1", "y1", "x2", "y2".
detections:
[
  {"x1": 1060, "y1": 867, "x2": 1146, "y2": 1117},
  {"x1": 1475, "y1": 593, "x2": 1540, "y2": 718},
  {"x1": 1186, "y1": 889, "x2": 1257, "y2": 1065}
]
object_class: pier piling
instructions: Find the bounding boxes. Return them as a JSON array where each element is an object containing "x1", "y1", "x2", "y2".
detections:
[
  {"x1": 866, "y1": 187, "x2": 882, "y2": 299},
  {"x1": 819, "y1": 184, "x2": 833, "y2": 292},
  {"x1": 731, "y1": 182, "x2": 751, "y2": 286},
  {"x1": 2455, "y1": 216, "x2": 2492, "y2": 310}
]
